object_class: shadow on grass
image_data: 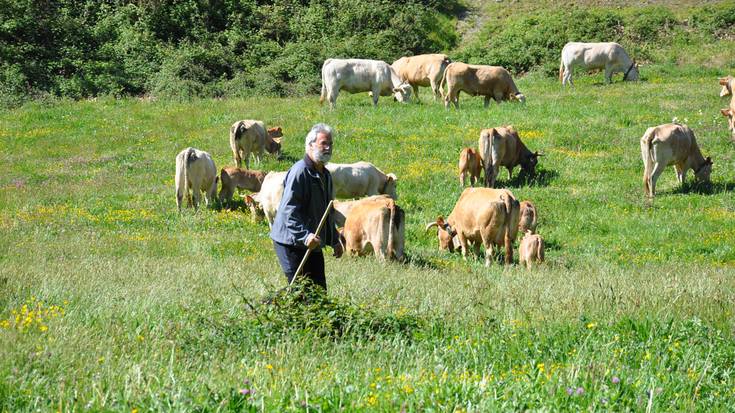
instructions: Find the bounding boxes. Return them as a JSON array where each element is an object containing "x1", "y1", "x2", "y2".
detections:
[
  {"x1": 402, "y1": 252, "x2": 441, "y2": 270},
  {"x1": 667, "y1": 180, "x2": 735, "y2": 196},
  {"x1": 496, "y1": 168, "x2": 559, "y2": 188}
]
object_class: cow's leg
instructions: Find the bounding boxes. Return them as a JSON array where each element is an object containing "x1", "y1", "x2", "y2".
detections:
[
  {"x1": 412, "y1": 84, "x2": 420, "y2": 102},
  {"x1": 371, "y1": 86, "x2": 380, "y2": 106},
  {"x1": 232, "y1": 146, "x2": 242, "y2": 168},
  {"x1": 373, "y1": 238, "x2": 386, "y2": 261},
  {"x1": 328, "y1": 87, "x2": 338, "y2": 109},
  {"x1": 649, "y1": 162, "x2": 667, "y2": 197},
  {"x1": 604, "y1": 65, "x2": 613, "y2": 84},
  {"x1": 507, "y1": 166, "x2": 513, "y2": 180},
  {"x1": 430, "y1": 78, "x2": 439, "y2": 101},
  {"x1": 484, "y1": 96, "x2": 491, "y2": 108},
  {"x1": 458, "y1": 236, "x2": 469, "y2": 261},
  {"x1": 460, "y1": 171, "x2": 466, "y2": 186},
  {"x1": 191, "y1": 180, "x2": 201, "y2": 211}
]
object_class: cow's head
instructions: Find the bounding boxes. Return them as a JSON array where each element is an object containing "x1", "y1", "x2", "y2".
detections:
[
  {"x1": 719, "y1": 76, "x2": 733, "y2": 97},
  {"x1": 244, "y1": 194, "x2": 264, "y2": 221},
  {"x1": 425, "y1": 216, "x2": 456, "y2": 252},
  {"x1": 721, "y1": 108, "x2": 735, "y2": 139},
  {"x1": 695, "y1": 157, "x2": 713, "y2": 183},
  {"x1": 266, "y1": 128, "x2": 283, "y2": 155},
  {"x1": 393, "y1": 83, "x2": 412, "y2": 103},
  {"x1": 521, "y1": 151, "x2": 543, "y2": 177},
  {"x1": 514, "y1": 93, "x2": 526, "y2": 104},
  {"x1": 382, "y1": 173, "x2": 398, "y2": 199},
  {"x1": 624, "y1": 61, "x2": 640, "y2": 81}
]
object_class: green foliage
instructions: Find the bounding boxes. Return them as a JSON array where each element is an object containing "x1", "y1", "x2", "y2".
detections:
[
  {"x1": 0, "y1": 0, "x2": 460, "y2": 105},
  {"x1": 690, "y1": 2, "x2": 735, "y2": 38}
]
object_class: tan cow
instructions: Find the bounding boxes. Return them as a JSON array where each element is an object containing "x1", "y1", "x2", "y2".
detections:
[
  {"x1": 478, "y1": 126, "x2": 541, "y2": 188},
  {"x1": 333, "y1": 195, "x2": 392, "y2": 228},
  {"x1": 245, "y1": 171, "x2": 287, "y2": 226},
  {"x1": 519, "y1": 231, "x2": 545, "y2": 268},
  {"x1": 229, "y1": 120, "x2": 283, "y2": 169},
  {"x1": 458, "y1": 147, "x2": 482, "y2": 187},
  {"x1": 391, "y1": 54, "x2": 452, "y2": 102},
  {"x1": 219, "y1": 167, "x2": 267, "y2": 209},
  {"x1": 518, "y1": 201, "x2": 538, "y2": 234},
  {"x1": 175, "y1": 147, "x2": 218, "y2": 212},
  {"x1": 441, "y1": 62, "x2": 525, "y2": 109},
  {"x1": 342, "y1": 196, "x2": 405, "y2": 262},
  {"x1": 640, "y1": 123, "x2": 713, "y2": 198},
  {"x1": 425, "y1": 188, "x2": 520, "y2": 266}
]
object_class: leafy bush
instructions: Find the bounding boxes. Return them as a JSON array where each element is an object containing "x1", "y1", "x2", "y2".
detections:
[{"x1": 690, "y1": 3, "x2": 735, "y2": 39}]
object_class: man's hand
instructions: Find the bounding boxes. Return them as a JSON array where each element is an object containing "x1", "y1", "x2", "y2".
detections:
[
  {"x1": 333, "y1": 242, "x2": 343, "y2": 258},
  {"x1": 305, "y1": 233, "x2": 321, "y2": 250}
]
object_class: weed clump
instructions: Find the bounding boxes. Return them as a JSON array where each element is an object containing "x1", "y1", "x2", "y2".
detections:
[{"x1": 246, "y1": 283, "x2": 422, "y2": 340}]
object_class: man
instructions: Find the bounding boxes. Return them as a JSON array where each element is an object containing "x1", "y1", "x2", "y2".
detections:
[{"x1": 270, "y1": 123, "x2": 343, "y2": 290}]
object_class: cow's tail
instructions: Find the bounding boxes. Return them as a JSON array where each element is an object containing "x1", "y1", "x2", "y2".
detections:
[
  {"x1": 559, "y1": 57, "x2": 564, "y2": 83},
  {"x1": 482, "y1": 129, "x2": 495, "y2": 187},
  {"x1": 319, "y1": 59, "x2": 331, "y2": 105},
  {"x1": 641, "y1": 127, "x2": 655, "y2": 196},
  {"x1": 499, "y1": 194, "x2": 515, "y2": 265},
  {"x1": 439, "y1": 63, "x2": 451, "y2": 100},
  {"x1": 180, "y1": 148, "x2": 196, "y2": 208},
  {"x1": 386, "y1": 201, "x2": 397, "y2": 260},
  {"x1": 537, "y1": 237, "x2": 545, "y2": 263},
  {"x1": 231, "y1": 121, "x2": 246, "y2": 141}
]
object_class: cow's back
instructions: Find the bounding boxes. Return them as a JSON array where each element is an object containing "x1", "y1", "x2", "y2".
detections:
[
  {"x1": 323, "y1": 59, "x2": 391, "y2": 93},
  {"x1": 393, "y1": 54, "x2": 449, "y2": 84},
  {"x1": 651, "y1": 123, "x2": 698, "y2": 163},
  {"x1": 445, "y1": 62, "x2": 478, "y2": 91},
  {"x1": 563, "y1": 42, "x2": 625, "y2": 68}
]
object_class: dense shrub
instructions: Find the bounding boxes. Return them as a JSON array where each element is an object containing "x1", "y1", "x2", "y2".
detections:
[
  {"x1": 0, "y1": 0, "x2": 460, "y2": 105},
  {"x1": 690, "y1": 3, "x2": 735, "y2": 39}
]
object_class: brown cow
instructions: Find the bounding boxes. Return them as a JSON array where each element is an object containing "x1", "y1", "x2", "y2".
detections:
[
  {"x1": 719, "y1": 76, "x2": 735, "y2": 139},
  {"x1": 392, "y1": 54, "x2": 452, "y2": 102},
  {"x1": 441, "y1": 62, "x2": 525, "y2": 109},
  {"x1": 229, "y1": 120, "x2": 283, "y2": 168},
  {"x1": 478, "y1": 126, "x2": 541, "y2": 188},
  {"x1": 640, "y1": 123, "x2": 712, "y2": 198},
  {"x1": 219, "y1": 167, "x2": 267, "y2": 209},
  {"x1": 519, "y1": 231, "x2": 545, "y2": 268},
  {"x1": 518, "y1": 201, "x2": 538, "y2": 234},
  {"x1": 425, "y1": 188, "x2": 520, "y2": 266},
  {"x1": 333, "y1": 195, "x2": 392, "y2": 228},
  {"x1": 342, "y1": 196, "x2": 405, "y2": 262},
  {"x1": 458, "y1": 147, "x2": 482, "y2": 187}
]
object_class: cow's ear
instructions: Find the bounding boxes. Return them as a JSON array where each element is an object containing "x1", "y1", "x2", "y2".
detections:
[
  {"x1": 721, "y1": 108, "x2": 732, "y2": 117},
  {"x1": 706, "y1": 156, "x2": 713, "y2": 164},
  {"x1": 720, "y1": 77, "x2": 729, "y2": 86},
  {"x1": 272, "y1": 137, "x2": 282, "y2": 144},
  {"x1": 244, "y1": 195, "x2": 253, "y2": 203}
]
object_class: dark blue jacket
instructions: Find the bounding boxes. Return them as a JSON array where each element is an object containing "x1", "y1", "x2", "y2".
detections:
[{"x1": 270, "y1": 156, "x2": 339, "y2": 249}]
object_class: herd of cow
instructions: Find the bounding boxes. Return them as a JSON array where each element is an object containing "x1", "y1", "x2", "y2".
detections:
[{"x1": 173, "y1": 41, "x2": 734, "y2": 268}]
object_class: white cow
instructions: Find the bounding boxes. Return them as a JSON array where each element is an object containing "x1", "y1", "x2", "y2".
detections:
[
  {"x1": 175, "y1": 147, "x2": 218, "y2": 212},
  {"x1": 319, "y1": 58, "x2": 413, "y2": 109},
  {"x1": 560, "y1": 42, "x2": 639, "y2": 86},
  {"x1": 326, "y1": 161, "x2": 398, "y2": 199},
  {"x1": 640, "y1": 123, "x2": 713, "y2": 198},
  {"x1": 248, "y1": 171, "x2": 287, "y2": 227}
]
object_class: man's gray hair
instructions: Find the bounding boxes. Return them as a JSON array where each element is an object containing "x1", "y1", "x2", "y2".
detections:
[{"x1": 304, "y1": 123, "x2": 334, "y2": 153}]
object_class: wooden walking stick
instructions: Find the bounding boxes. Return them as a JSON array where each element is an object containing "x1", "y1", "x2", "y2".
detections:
[{"x1": 289, "y1": 200, "x2": 334, "y2": 287}]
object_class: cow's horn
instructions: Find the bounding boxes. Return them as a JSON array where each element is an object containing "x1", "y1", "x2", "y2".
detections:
[{"x1": 425, "y1": 222, "x2": 438, "y2": 232}]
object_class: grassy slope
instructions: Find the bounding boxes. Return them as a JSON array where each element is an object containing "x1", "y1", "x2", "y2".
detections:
[{"x1": 2, "y1": 6, "x2": 735, "y2": 413}]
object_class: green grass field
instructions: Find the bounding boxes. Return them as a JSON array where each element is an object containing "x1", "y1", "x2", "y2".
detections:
[{"x1": 2, "y1": 64, "x2": 735, "y2": 411}]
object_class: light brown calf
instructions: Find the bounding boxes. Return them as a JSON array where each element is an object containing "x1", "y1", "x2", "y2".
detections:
[
  {"x1": 458, "y1": 147, "x2": 482, "y2": 187},
  {"x1": 519, "y1": 231, "x2": 545, "y2": 268},
  {"x1": 219, "y1": 167, "x2": 267, "y2": 209},
  {"x1": 518, "y1": 201, "x2": 538, "y2": 234}
]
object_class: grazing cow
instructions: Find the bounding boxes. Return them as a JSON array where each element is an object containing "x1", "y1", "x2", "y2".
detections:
[
  {"x1": 518, "y1": 201, "x2": 538, "y2": 234},
  {"x1": 249, "y1": 171, "x2": 287, "y2": 226},
  {"x1": 243, "y1": 193, "x2": 265, "y2": 222},
  {"x1": 441, "y1": 62, "x2": 525, "y2": 109},
  {"x1": 640, "y1": 123, "x2": 713, "y2": 198},
  {"x1": 175, "y1": 147, "x2": 218, "y2": 212},
  {"x1": 326, "y1": 162, "x2": 398, "y2": 199},
  {"x1": 425, "y1": 188, "x2": 520, "y2": 266},
  {"x1": 391, "y1": 54, "x2": 452, "y2": 102},
  {"x1": 519, "y1": 231, "x2": 545, "y2": 268},
  {"x1": 319, "y1": 58, "x2": 413, "y2": 109},
  {"x1": 458, "y1": 147, "x2": 482, "y2": 187},
  {"x1": 229, "y1": 120, "x2": 283, "y2": 169},
  {"x1": 219, "y1": 167, "x2": 267, "y2": 209},
  {"x1": 478, "y1": 126, "x2": 541, "y2": 188},
  {"x1": 719, "y1": 76, "x2": 734, "y2": 97},
  {"x1": 341, "y1": 196, "x2": 405, "y2": 261},
  {"x1": 560, "y1": 42, "x2": 639, "y2": 86}
]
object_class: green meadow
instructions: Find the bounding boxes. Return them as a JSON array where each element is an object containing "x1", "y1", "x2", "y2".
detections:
[{"x1": 2, "y1": 64, "x2": 735, "y2": 411}]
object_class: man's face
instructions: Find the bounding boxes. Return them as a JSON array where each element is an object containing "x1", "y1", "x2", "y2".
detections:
[{"x1": 311, "y1": 132, "x2": 333, "y2": 163}]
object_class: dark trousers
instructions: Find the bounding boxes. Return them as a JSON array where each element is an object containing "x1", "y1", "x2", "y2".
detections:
[{"x1": 273, "y1": 241, "x2": 326, "y2": 290}]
